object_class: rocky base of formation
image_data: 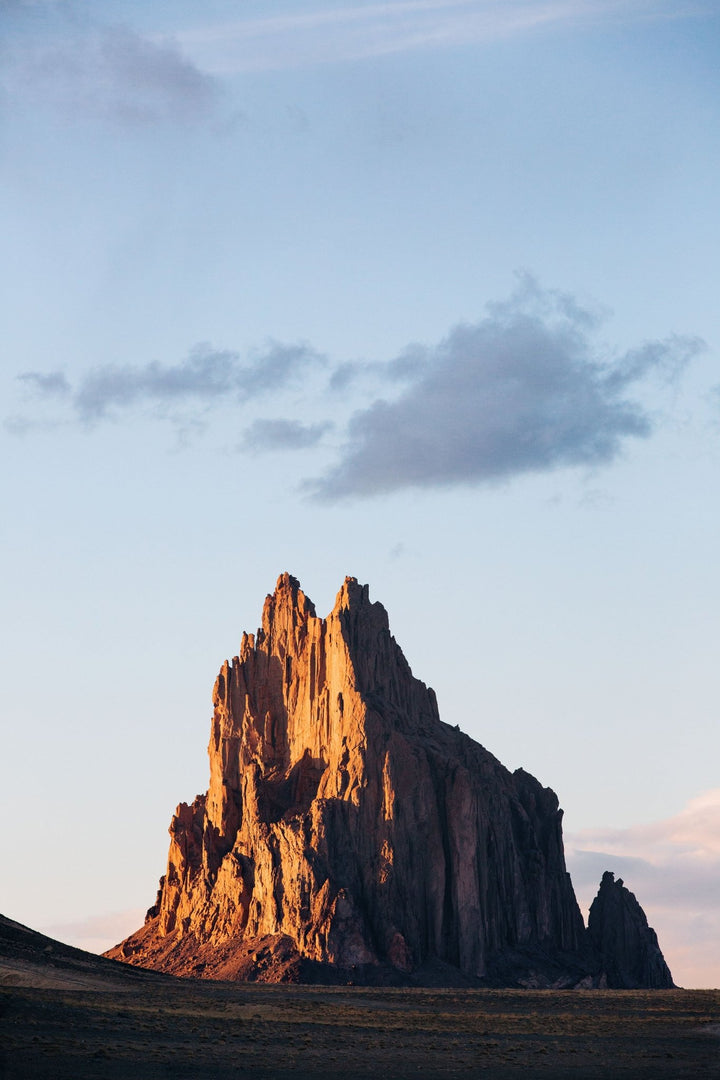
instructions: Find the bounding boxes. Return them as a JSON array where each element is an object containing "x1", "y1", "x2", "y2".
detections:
[
  {"x1": 112, "y1": 923, "x2": 613, "y2": 988},
  {"x1": 111, "y1": 925, "x2": 615, "y2": 989},
  {"x1": 113, "y1": 925, "x2": 481, "y2": 986},
  {"x1": 106, "y1": 574, "x2": 674, "y2": 990}
]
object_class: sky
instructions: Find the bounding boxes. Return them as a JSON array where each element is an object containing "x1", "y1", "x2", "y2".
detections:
[{"x1": 1, "y1": 0, "x2": 718, "y2": 988}]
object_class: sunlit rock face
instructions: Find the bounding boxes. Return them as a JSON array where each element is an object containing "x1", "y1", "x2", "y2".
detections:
[
  {"x1": 588, "y1": 871, "x2": 675, "y2": 989},
  {"x1": 107, "y1": 574, "x2": 667, "y2": 987}
]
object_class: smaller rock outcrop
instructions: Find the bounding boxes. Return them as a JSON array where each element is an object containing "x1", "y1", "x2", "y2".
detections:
[{"x1": 587, "y1": 871, "x2": 675, "y2": 989}]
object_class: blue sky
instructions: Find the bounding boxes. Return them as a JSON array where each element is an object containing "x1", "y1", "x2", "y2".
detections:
[{"x1": 1, "y1": 0, "x2": 719, "y2": 987}]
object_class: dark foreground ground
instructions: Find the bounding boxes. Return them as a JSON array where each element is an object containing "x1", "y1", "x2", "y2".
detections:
[
  {"x1": 3, "y1": 980, "x2": 720, "y2": 1080},
  {"x1": 1, "y1": 916, "x2": 719, "y2": 1079}
]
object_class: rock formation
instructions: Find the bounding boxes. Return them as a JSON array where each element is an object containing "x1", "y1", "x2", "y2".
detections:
[
  {"x1": 587, "y1": 871, "x2": 675, "y2": 988},
  {"x1": 107, "y1": 574, "x2": 672, "y2": 987}
]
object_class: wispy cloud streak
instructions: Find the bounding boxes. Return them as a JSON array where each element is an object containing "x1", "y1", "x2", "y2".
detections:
[
  {"x1": 176, "y1": 0, "x2": 703, "y2": 73},
  {"x1": 15, "y1": 342, "x2": 323, "y2": 424}
]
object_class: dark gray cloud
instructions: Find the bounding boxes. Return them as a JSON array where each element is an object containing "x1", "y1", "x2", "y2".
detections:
[
  {"x1": 240, "y1": 418, "x2": 332, "y2": 454},
  {"x1": 328, "y1": 361, "x2": 369, "y2": 392},
  {"x1": 17, "y1": 370, "x2": 70, "y2": 396},
  {"x1": 328, "y1": 348, "x2": 426, "y2": 392},
  {"x1": 17, "y1": 342, "x2": 323, "y2": 424},
  {"x1": 2, "y1": 16, "x2": 218, "y2": 125},
  {"x1": 309, "y1": 278, "x2": 704, "y2": 499}
]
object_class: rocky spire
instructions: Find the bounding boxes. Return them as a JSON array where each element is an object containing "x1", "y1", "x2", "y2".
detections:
[{"x1": 587, "y1": 871, "x2": 675, "y2": 988}]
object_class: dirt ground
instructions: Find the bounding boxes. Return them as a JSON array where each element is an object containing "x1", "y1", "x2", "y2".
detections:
[{"x1": 2, "y1": 979, "x2": 719, "y2": 1080}]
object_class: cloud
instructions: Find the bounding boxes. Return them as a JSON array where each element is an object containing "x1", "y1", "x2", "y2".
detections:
[
  {"x1": 17, "y1": 371, "x2": 70, "y2": 396},
  {"x1": 11, "y1": 278, "x2": 702, "y2": 481},
  {"x1": 571, "y1": 789, "x2": 720, "y2": 861},
  {"x1": 1, "y1": 15, "x2": 218, "y2": 125},
  {"x1": 16, "y1": 341, "x2": 324, "y2": 424},
  {"x1": 328, "y1": 349, "x2": 427, "y2": 392},
  {"x1": 39, "y1": 909, "x2": 145, "y2": 955},
  {"x1": 708, "y1": 383, "x2": 720, "y2": 421},
  {"x1": 566, "y1": 790, "x2": 720, "y2": 989},
  {"x1": 240, "y1": 418, "x2": 333, "y2": 453},
  {"x1": 175, "y1": 0, "x2": 705, "y2": 74},
  {"x1": 308, "y1": 275, "x2": 704, "y2": 499}
]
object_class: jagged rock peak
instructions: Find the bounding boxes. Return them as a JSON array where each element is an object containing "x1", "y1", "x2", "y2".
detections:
[
  {"x1": 588, "y1": 871, "x2": 675, "y2": 989},
  {"x1": 265, "y1": 572, "x2": 377, "y2": 625},
  {"x1": 262, "y1": 572, "x2": 368, "y2": 622}
]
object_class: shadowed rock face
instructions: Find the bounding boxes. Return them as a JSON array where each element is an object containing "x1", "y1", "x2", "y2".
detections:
[
  {"x1": 587, "y1": 871, "x2": 675, "y2": 989},
  {"x1": 107, "y1": 574, "x2": 669, "y2": 987}
]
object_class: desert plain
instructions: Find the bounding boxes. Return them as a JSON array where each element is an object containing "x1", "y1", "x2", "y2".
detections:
[{"x1": 2, "y1": 915, "x2": 719, "y2": 1080}]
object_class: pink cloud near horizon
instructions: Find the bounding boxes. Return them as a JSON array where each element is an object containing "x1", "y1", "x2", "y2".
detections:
[{"x1": 40, "y1": 909, "x2": 146, "y2": 956}]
